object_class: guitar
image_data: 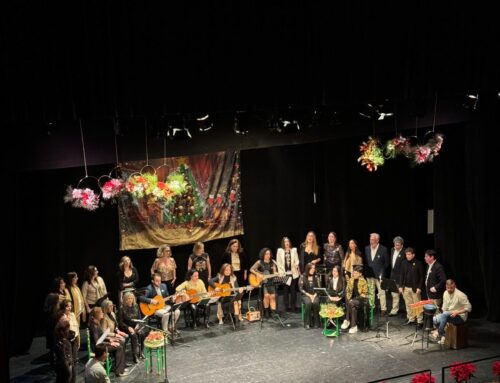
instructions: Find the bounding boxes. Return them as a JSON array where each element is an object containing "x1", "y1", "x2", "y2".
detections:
[
  {"x1": 175, "y1": 289, "x2": 219, "y2": 304},
  {"x1": 140, "y1": 293, "x2": 176, "y2": 316},
  {"x1": 248, "y1": 272, "x2": 284, "y2": 287},
  {"x1": 207, "y1": 283, "x2": 254, "y2": 297}
]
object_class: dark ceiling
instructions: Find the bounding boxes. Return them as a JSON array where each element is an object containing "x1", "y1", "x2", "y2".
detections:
[{"x1": 2, "y1": 2, "x2": 499, "y2": 169}]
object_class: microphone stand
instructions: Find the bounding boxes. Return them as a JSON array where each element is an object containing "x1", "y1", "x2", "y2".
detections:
[{"x1": 137, "y1": 322, "x2": 170, "y2": 383}]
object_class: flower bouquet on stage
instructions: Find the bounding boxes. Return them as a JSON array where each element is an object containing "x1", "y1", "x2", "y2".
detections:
[{"x1": 144, "y1": 330, "x2": 165, "y2": 348}]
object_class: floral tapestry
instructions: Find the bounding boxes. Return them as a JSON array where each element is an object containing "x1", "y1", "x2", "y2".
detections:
[{"x1": 118, "y1": 151, "x2": 243, "y2": 250}]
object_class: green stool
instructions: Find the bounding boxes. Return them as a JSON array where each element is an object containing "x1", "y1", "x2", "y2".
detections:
[
  {"x1": 319, "y1": 304, "x2": 344, "y2": 337},
  {"x1": 86, "y1": 328, "x2": 111, "y2": 376},
  {"x1": 144, "y1": 344, "x2": 166, "y2": 375}
]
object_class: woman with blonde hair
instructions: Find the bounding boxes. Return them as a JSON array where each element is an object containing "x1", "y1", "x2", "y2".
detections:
[
  {"x1": 187, "y1": 241, "x2": 211, "y2": 285},
  {"x1": 151, "y1": 244, "x2": 177, "y2": 289},
  {"x1": 119, "y1": 292, "x2": 143, "y2": 363},
  {"x1": 299, "y1": 231, "x2": 322, "y2": 272},
  {"x1": 117, "y1": 256, "x2": 139, "y2": 303}
]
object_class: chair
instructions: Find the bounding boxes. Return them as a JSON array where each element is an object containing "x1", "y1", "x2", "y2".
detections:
[{"x1": 85, "y1": 328, "x2": 111, "y2": 376}]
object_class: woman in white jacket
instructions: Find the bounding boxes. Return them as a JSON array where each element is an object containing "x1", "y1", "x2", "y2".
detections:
[{"x1": 276, "y1": 237, "x2": 300, "y2": 312}]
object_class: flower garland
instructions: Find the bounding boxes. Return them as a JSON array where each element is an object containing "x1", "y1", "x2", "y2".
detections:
[
  {"x1": 64, "y1": 186, "x2": 100, "y2": 211},
  {"x1": 359, "y1": 133, "x2": 444, "y2": 171},
  {"x1": 450, "y1": 362, "x2": 476, "y2": 383},
  {"x1": 358, "y1": 136, "x2": 385, "y2": 172},
  {"x1": 412, "y1": 373, "x2": 435, "y2": 383}
]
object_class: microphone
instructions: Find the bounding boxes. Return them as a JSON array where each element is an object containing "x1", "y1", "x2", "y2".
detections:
[{"x1": 132, "y1": 319, "x2": 146, "y2": 323}]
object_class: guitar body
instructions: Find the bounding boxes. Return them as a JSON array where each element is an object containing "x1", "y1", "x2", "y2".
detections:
[
  {"x1": 140, "y1": 294, "x2": 166, "y2": 316},
  {"x1": 175, "y1": 289, "x2": 201, "y2": 304},
  {"x1": 208, "y1": 283, "x2": 233, "y2": 297},
  {"x1": 249, "y1": 273, "x2": 263, "y2": 287}
]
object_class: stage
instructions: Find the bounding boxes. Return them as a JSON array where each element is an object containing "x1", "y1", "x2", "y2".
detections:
[{"x1": 9, "y1": 307, "x2": 500, "y2": 383}]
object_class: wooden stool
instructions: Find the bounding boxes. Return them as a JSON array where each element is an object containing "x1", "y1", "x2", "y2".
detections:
[{"x1": 444, "y1": 322, "x2": 468, "y2": 349}]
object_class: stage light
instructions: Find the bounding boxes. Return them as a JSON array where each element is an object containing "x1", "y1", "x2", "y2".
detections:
[
  {"x1": 233, "y1": 112, "x2": 249, "y2": 135},
  {"x1": 463, "y1": 94, "x2": 479, "y2": 110},
  {"x1": 268, "y1": 107, "x2": 301, "y2": 133},
  {"x1": 196, "y1": 114, "x2": 213, "y2": 132},
  {"x1": 167, "y1": 117, "x2": 192, "y2": 140},
  {"x1": 359, "y1": 103, "x2": 394, "y2": 120}
]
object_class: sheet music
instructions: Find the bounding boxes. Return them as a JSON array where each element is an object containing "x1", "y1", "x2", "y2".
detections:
[{"x1": 96, "y1": 328, "x2": 110, "y2": 345}]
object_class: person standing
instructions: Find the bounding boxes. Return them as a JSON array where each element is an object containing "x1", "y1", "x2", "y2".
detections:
[
  {"x1": 399, "y1": 247, "x2": 424, "y2": 325},
  {"x1": 221, "y1": 238, "x2": 248, "y2": 287},
  {"x1": 299, "y1": 231, "x2": 322, "y2": 273},
  {"x1": 388, "y1": 236, "x2": 405, "y2": 316},
  {"x1": 424, "y1": 249, "x2": 446, "y2": 310},
  {"x1": 187, "y1": 242, "x2": 212, "y2": 286},
  {"x1": 343, "y1": 239, "x2": 364, "y2": 280},
  {"x1": 276, "y1": 237, "x2": 300, "y2": 312},
  {"x1": 364, "y1": 233, "x2": 389, "y2": 315},
  {"x1": 151, "y1": 244, "x2": 177, "y2": 291},
  {"x1": 117, "y1": 256, "x2": 139, "y2": 304}
]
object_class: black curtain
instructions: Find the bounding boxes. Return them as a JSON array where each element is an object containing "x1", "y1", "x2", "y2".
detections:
[{"x1": 6, "y1": 122, "x2": 499, "y2": 361}]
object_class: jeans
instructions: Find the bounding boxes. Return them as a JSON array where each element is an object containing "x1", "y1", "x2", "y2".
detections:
[{"x1": 433, "y1": 311, "x2": 464, "y2": 336}]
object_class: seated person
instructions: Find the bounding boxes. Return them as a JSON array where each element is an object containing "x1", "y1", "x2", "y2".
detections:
[
  {"x1": 341, "y1": 265, "x2": 368, "y2": 334},
  {"x1": 118, "y1": 292, "x2": 144, "y2": 363},
  {"x1": 432, "y1": 279, "x2": 472, "y2": 344},
  {"x1": 176, "y1": 269, "x2": 212, "y2": 329},
  {"x1": 138, "y1": 272, "x2": 180, "y2": 334},
  {"x1": 298, "y1": 263, "x2": 321, "y2": 329},
  {"x1": 208, "y1": 263, "x2": 245, "y2": 326},
  {"x1": 326, "y1": 265, "x2": 345, "y2": 305},
  {"x1": 88, "y1": 307, "x2": 128, "y2": 377}
]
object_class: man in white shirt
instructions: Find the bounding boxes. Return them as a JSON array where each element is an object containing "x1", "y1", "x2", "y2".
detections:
[
  {"x1": 85, "y1": 344, "x2": 111, "y2": 382},
  {"x1": 432, "y1": 279, "x2": 472, "y2": 344}
]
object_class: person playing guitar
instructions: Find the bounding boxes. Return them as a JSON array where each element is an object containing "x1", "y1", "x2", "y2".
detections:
[
  {"x1": 176, "y1": 269, "x2": 213, "y2": 329},
  {"x1": 208, "y1": 263, "x2": 250, "y2": 325},
  {"x1": 138, "y1": 272, "x2": 180, "y2": 334},
  {"x1": 250, "y1": 248, "x2": 280, "y2": 320}
]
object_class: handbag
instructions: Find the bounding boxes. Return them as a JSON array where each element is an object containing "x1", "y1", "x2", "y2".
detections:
[{"x1": 245, "y1": 307, "x2": 261, "y2": 322}]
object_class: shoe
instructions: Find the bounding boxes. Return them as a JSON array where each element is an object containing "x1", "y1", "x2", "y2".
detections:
[
  {"x1": 388, "y1": 311, "x2": 398, "y2": 317},
  {"x1": 341, "y1": 320, "x2": 350, "y2": 330},
  {"x1": 218, "y1": 318, "x2": 224, "y2": 325},
  {"x1": 125, "y1": 362, "x2": 132, "y2": 368},
  {"x1": 381, "y1": 310, "x2": 387, "y2": 316},
  {"x1": 348, "y1": 326, "x2": 358, "y2": 334},
  {"x1": 431, "y1": 330, "x2": 438, "y2": 339},
  {"x1": 438, "y1": 336, "x2": 446, "y2": 345},
  {"x1": 204, "y1": 322, "x2": 210, "y2": 329},
  {"x1": 133, "y1": 355, "x2": 139, "y2": 364},
  {"x1": 305, "y1": 324, "x2": 310, "y2": 329},
  {"x1": 116, "y1": 370, "x2": 130, "y2": 377},
  {"x1": 139, "y1": 352, "x2": 145, "y2": 360}
]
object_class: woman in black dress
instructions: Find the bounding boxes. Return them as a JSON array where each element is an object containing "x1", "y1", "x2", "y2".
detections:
[
  {"x1": 250, "y1": 248, "x2": 279, "y2": 319},
  {"x1": 187, "y1": 241, "x2": 212, "y2": 285}
]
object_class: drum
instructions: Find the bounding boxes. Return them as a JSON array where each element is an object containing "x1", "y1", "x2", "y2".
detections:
[{"x1": 423, "y1": 304, "x2": 437, "y2": 330}]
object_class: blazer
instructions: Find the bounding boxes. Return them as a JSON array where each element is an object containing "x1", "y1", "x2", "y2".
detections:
[
  {"x1": 221, "y1": 251, "x2": 249, "y2": 273},
  {"x1": 276, "y1": 247, "x2": 300, "y2": 279},
  {"x1": 425, "y1": 261, "x2": 446, "y2": 299},
  {"x1": 139, "y1": 282, "x2": 170, "y2": 304},
  {"x1": 389, "y1": 247, "x2": 405, "y2": 283},
  {"x1": 327, "y1": 277, "x2": 346, "y2": 298},
  {"x1": 364, "y1": 244, "x2": 389, "y2": 279},
  {"x1": 399, "y1": 258, "x2": 424, "y2": 293}
]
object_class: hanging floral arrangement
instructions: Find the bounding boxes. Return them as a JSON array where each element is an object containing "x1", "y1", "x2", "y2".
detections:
[
  {"x1": 64, "y1": 186, "x2": 100, "y2": 211},
  {"x1": 358, "y1": 136, "x2": 385, "y2": 172},
  {"x1": 384, "y1": 135, "x2": 409, "y2": 159},
  {"x1": 101, "y1": 178, "x2": 125, "y2": 200},
  {"x1": 405, "y1": 133, "x2": 445, "y2": 166}
]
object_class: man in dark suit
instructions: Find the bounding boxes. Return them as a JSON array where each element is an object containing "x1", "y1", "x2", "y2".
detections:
[
  {"x1": 399, "y1": 247, "x2": 424, "y2": 325},
  {"x1": 388, "y1": 236, "x2": 405, "y2": 316},
  {"x1": 364, "y1": 233, "x2": 390, "y2": 315},
  {"x1": 139, "y1": 272, "x2": 180, "y2": 333},
  {"x1": 424, "y1": 249, "x2": 446, "y2": 310}
]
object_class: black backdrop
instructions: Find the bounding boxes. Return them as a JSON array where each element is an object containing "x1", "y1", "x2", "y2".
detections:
[{"x1": 4, "y1": 118, "x2": 499, "y2": 366}]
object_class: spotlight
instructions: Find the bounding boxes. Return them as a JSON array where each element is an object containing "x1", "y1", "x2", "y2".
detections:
[
  {"x1": 233, "y1": 111, "x2": 250, "y2": 135},
  {"x1": 167, "y1": 116, "x2": 192, "y2": 140},
  {"x1": 463, "y1": 94, "x2": 479, "y2": 110},
  {"x1": 195, "y1": 114, "x2": 213, "y2": 132},
  {"x1": 359, "y1": 103, "x2": 394, "y2": 120},
  {"x1": 268, "y1": 107, "x2": 301, "y2": 133}
]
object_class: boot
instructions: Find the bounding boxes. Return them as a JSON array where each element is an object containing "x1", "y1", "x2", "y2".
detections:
[
  {"x1": 271, "y1": 309, "x2": 279, "y2": 321},
  {"x1": 264, "y1": 308, "x2": 270, "y2": 319}
]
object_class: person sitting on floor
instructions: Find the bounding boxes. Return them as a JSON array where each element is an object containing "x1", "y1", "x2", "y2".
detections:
[
  {"x1": 431, "y1": 279, "x2": 472, "y2": 344},
  {"x1": 341, "y1": 265, "x2": 368, "y2": 334}
]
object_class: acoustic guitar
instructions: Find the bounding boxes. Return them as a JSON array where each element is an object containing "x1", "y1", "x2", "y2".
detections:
[
  {"x1": 140, "y1": 293, "x2": 176, "y2": 316},
  {"x1": 248, "y1": 272, "x2": 283, "y2": 287},
  {"x1": 175, "y1": 289, "x2": 218, "y2": 304},
  {"x1": 207, "y1": 283, "x2": 254, "y2": 297}
]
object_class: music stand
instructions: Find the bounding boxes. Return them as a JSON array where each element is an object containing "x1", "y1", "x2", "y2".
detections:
[{"x1": 168, "y1": 302, "x2": 190, "y2": 347}]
